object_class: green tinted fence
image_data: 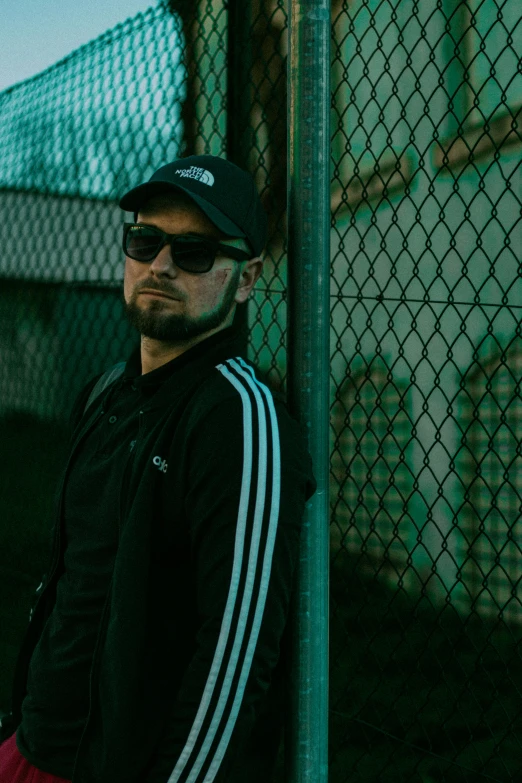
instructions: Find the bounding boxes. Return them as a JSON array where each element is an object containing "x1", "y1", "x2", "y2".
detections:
[
  {"x1": 1, "y1": 0, "x2": 521, "y2": 781},
  {"x1": 329, "y1": 2, "x2": 521, "y2": 780}
]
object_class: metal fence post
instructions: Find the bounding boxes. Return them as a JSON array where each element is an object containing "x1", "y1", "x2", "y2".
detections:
[{"x1": 286, "y1": 1, "x2": 330, "y2": 782}]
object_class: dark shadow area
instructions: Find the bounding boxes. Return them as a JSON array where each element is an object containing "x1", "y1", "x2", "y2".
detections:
[
  {"x1": 329, "y1": 549, "x2": 522, "y2": 782},
  {"x1": 0, "y1": 413, "x2": 70, "y2": 711},
  {"x1": 2, "y1": 416, "x2": 521, "y2": 782}
]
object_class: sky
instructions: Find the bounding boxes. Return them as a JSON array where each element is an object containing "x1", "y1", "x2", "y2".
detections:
[{"x1": 0, "y1": 0, "x2": 160, "y2": 92}]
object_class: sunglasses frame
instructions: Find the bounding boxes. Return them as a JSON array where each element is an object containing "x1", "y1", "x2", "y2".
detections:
[{"x1": 122, "y1": 222, "x2": 252, "y2": 273}]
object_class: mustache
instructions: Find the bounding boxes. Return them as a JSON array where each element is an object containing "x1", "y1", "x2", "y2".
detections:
[{"x1": 134, "y1": 280, "x2": 181, "y2": 299}]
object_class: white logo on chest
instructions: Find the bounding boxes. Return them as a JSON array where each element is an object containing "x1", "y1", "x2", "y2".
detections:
[{"x1": 153, "y1": 455, "x2": 168, "y2": 474}]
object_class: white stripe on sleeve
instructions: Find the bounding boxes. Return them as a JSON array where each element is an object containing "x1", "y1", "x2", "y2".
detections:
[{"x1": 167, "y1": 357, "x2": 281, "y2": 783}]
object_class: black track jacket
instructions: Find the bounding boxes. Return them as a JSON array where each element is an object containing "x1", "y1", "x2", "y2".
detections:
[{"x1": 1, "y1": 316, "x2": 317, "y2": 783}]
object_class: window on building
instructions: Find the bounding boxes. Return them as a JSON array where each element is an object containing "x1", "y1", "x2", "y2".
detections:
[
  {"x1": 330, "y1": 361, "x2": 413, "y2": 589},
  {"x1": 458, "y1": 342, "x2": 522, "y2": 625}
]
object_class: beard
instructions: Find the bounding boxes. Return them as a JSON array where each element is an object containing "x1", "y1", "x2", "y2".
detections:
[{"x1": 123, "y1": 265, "x2": 240, "y2": 343}]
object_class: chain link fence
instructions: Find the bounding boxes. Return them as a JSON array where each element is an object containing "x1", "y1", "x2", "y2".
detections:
[
  {"x1": 0, "y1": 0, "x2": 521, "y2": 781},
  {"x1": 330, "y1": 0, "x2": 522, "y2": 780}
]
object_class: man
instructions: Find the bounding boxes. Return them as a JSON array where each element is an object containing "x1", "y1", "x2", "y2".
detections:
[{"x1": 0, "y1": 154, "x2": 317, "y2": 783}]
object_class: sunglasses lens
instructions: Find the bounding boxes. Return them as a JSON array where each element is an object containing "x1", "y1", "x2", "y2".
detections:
[
  {"x1": 125, "y1": 226, "x2": 163, "y2": 261},
  {"x1": 124, "y1": 226, "x2": 217, "y2": 272},
  {"x1": 172, "y1": 237, "x2": 215, "y2": 272}
]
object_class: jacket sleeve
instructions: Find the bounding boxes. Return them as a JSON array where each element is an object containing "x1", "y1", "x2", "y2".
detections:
[{"x1": 144, "y1": 383, "x2": 317, "y2": 783}]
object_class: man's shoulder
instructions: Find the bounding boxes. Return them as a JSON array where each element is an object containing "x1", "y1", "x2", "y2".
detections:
[
  {"x1": 68, "y1": 362, "x2": 127, "y2": 431},
  {"x1": 191, "y1": 355, "x2": 286, "y2": 415},
  {"x1": 182, "y1": 355, "x2": 317, "y2": 500},
  {"x1": 185, "y1": 355, "x2": 310, "y2": 447}
]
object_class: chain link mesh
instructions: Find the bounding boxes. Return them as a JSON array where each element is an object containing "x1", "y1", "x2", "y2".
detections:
[
  {"x1": 330, "y1": 0, "x2": 521, "y2": 780},
  {"x1": 0, "y1": 0, "x2": 521, "y2": 780},
  {"x1": 0, "y1": 3, "x2": 187, "y2": 420}
]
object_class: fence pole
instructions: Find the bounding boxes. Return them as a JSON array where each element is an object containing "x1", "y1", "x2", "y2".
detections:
[{"x1": 286, "y1": 1, "x2": 330, "y2": 782}]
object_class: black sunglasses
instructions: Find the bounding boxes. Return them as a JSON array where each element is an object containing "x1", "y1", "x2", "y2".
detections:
[{"x1": 122, "y1": 222, "x2": 251, "y2": 274}]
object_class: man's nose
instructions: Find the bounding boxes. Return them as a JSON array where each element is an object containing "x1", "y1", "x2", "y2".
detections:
[{"x1": 149, "y1": 243, "x2": 177, "y2": 276}]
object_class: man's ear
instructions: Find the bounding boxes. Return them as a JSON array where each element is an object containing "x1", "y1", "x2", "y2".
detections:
[{"x1": 235, "y1": 258, "x2": 264, "y2": 302}]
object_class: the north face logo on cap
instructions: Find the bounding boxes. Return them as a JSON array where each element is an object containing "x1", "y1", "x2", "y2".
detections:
[{"x1": 175, "y1": 166, "x2": 215, "y2": 186}]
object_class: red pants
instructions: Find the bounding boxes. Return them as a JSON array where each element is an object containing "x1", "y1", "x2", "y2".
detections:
[{"x1": 0, "y1": 733, "x2": 71, "y2": 783}]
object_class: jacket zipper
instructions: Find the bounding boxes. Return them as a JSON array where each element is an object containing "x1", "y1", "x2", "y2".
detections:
[
  {"x1": 117, "y1": 434, "x2": 138, "y2": 536},
  {"x1": 72, "y1": 411, "x2": 145, "y2": 781},
  {"x1": 71, "y1": 571, "x2": 114, "y2": 783}
]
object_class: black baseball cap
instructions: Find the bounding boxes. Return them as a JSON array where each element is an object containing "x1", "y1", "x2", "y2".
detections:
[{"x1": 119, "y1": 154, "x2": 267, "y2": 256}]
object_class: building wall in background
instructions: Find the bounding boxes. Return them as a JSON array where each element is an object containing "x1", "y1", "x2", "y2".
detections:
[{"x1": 329, "y1": 0, "x2": 522, "y2": 621}]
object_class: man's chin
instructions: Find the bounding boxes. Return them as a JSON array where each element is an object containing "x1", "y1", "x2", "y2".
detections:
[{"x1": 124, "y1": 302, "x2": 183, "y2": 339}]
